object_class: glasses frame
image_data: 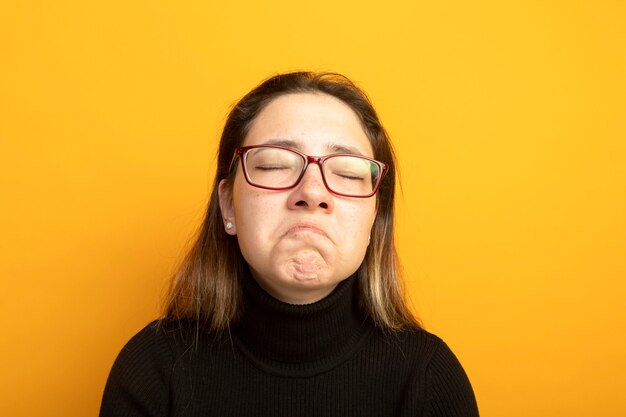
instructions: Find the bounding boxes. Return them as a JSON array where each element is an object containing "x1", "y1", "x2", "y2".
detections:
[{"x1": 230, "y1": 144, "x2": 388, "y2": 198}]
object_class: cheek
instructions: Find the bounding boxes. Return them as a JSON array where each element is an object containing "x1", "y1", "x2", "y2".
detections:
[
  {"x1": 232, "y1": 186, "x2": 281, "y2": 245},
  {"x1": 339, "y1": 201, "x2": 377, "y2": 243},
  {"x1": 233, "y1": 177, "x2": 262, "y2": 220}
]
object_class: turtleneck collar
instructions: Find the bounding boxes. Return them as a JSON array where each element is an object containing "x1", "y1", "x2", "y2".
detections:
[{"x1": 233, "y1": 271, "x2": 373, "y2": 377}]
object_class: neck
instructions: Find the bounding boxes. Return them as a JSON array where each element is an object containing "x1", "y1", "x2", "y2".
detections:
[{"x1": 233, "y1": 272, "x2": 372, "y2": 376}]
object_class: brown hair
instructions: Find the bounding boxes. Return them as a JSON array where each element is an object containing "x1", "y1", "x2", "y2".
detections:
[{"x1": 163, "y1": 72, "x2": 419, "y2": 331}]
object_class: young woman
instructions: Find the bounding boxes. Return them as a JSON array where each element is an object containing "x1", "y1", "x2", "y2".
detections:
[{"x1": 100, "y1": 72, "x2": 479, "y2": 417}]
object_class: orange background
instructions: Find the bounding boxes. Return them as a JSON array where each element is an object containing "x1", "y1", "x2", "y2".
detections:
[{"x1": 1, "y1": 1, "x2": 625, "y2": 416}]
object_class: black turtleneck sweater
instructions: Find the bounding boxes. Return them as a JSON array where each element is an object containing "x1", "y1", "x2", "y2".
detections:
[{"x1": 100, "y1": 276, "x2": 479, "y2": 416}]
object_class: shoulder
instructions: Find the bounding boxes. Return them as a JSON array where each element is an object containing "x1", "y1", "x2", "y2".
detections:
[
  {"x1": 374, "y1": 325, "x2": 480, "y2": 416},
  {"x1": 105, "y1": 321, "x2": 180, "y2": 384},
  {"x1": 405, "y1": 328, "x2": 479, "y2": 417},
  {"x1": 361, "y1": 324, "x2": 461, "y2": 376},
  {"x1": 110, "y1": 320, "x2": 229, "y2": 367},
  {"x1": 100, "y1": 321, "x2": 172, "y2": 416},
  {"x1": 401, "y1": 326, "x2": 465, "y2": 367},
  {"x1": 110, "y1": 321, "x2": 174, "y2": 371},
  {"x1": 100, "y1": 320, "x2": 212, "y2": 416},
  {"x1": 373, "y1": 324, "x2": 450, "y2": 362},
  {"x1": 109, "y1": 320, "x2": 193, "y2": 364},
  {"x1": 104, "y1": 319, "x2": 232, "y2": 381}
]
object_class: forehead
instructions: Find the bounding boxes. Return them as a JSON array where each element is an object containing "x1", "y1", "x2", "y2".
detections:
[{"x1": 243, "y1": 92, "x2": 374, "y2": 157}]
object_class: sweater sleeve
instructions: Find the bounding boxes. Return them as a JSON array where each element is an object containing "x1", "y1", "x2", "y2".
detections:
[
  {"x1": 99, "y1": 322, "x2": 173, "y2": 417},
  {"x1": 424, "y1": 339, "x2": 479, "y2": 417}
]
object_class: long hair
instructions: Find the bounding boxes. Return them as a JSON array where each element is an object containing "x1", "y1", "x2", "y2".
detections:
[{"x1": 163, "y1": 72, "x2": 419, "y2": 331}]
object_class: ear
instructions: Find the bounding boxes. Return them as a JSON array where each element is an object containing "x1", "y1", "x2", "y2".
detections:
[{"x1": 218, "y1": 179, "x2": 237, "y2": 235}]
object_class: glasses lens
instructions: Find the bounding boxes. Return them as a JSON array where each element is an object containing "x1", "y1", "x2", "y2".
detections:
[
  {"x1": 244, "y1": 147, "x2": 304, "y2": 188},
  {"x1": 323, "y1": 155, "x2": 380, "y2": 196}
]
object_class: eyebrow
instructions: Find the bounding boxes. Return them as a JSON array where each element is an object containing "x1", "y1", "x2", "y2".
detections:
[{"x1": 261, "y1": 139, "x2": 365, "y2": 156}]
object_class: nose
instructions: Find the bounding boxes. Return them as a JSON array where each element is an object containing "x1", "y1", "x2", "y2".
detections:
[{"x1": 287, "y1": 163, "x2": 334, "y2": 211}]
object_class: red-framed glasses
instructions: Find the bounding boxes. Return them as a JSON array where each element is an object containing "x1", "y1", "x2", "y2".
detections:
[{"x1": 230, "y1": 145, "x2": 388, "y2": 198}]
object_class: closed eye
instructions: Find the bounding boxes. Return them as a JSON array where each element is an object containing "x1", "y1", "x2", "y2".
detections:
[
  {"x1": 333, "y1": 172, "x2": 365, "y2": 181},
  {"x1": 255, "y1": 165, "x2": 290, "y2": 170}
]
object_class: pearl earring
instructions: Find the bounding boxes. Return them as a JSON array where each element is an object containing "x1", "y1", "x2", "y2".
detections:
[{"x1": 226, "y1": 221, "x2": 233, "y2": 230}]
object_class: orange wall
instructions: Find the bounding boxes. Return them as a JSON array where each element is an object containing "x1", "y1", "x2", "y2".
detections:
[{"x1": 1, "y1": 1, "x2": 625, "y2": 416}]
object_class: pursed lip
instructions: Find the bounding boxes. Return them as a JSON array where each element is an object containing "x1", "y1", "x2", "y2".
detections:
[{"x1": 284, "y1": 222, "x2": 328, "y2": 237}]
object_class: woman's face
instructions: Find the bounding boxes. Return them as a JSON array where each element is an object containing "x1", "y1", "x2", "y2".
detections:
[{"x1": 219, "y1": 93, "x2": 377, "y2": 304}]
